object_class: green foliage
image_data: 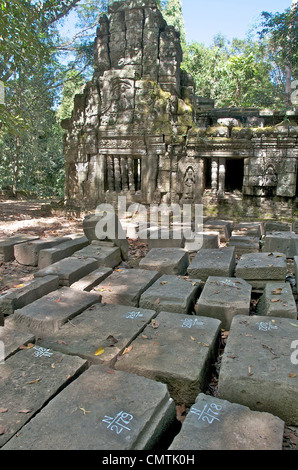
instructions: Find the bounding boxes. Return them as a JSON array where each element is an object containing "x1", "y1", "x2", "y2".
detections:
[
  {"x1": 57, "y1": 70, "x2": 85, "y2": 121},
  {"x1": 162, "y1": 0, "x2": 186, "y2": 45}
]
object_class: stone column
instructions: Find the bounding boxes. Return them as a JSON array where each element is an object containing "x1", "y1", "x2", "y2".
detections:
[
  {"x1": 218, "y1": 159, "x2": 226, "y2": 198},
  {"x1": 114, "y1": 157, "x2": 121, "y2": 193},
  {"x1": 211, "y1": 158, "x2": 219, "y2": 195},
  {"x1": 127, "y1": 157, "x2": 134, "y2": 193},
  {"x1": 121, "y1": 157, "x2": 129, "y2": 191},
  {"x1": 107, "y1": 156, "x2": 114, "y2": 192}
]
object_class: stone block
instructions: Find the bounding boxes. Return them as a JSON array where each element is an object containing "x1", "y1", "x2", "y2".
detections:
[
  {"x1": 38, "y1": 236, "x2": 89, "y2": 269},
  {"x1": 3, "y1": 365, "x2": 176, "y2": 450},
  {"x1": 188, "y1": 247, "x2": 236, "y2": 281},
  {"x1": 0, "y1": 275, "x2": 59, "y2": 316},
  {"x1": 14, "y1": 237, "x2": 70, "y2": 266},
  {"x1": 139, "y1": 275, "x2": 202, "y2": 315},
  {"x1": 184, "y1": 232, "x2": 219, "y2": 252},
  {"x1": 203, "y1": 219, "x2": 233, "y2": 242},
  {"x1": 228, "y1": 236, "x2": 260, "y2": 257},
  {"x1": 13, "y1": 287, "x2": 100, "y2": 337},
  {"x1": 139, "y1": 248, "x2": 189, "y2": 275},
  {"x1": 0, "y1": 348, "x2": 87, "y2": 447},
  {"x1": 0, "y1": 235, "x2": 40, "y2": 262},
  {"x1": 263, "y1": 232, "x2": 298, "y2": 258},
  {"x1": 218, "y1": 315, "x2": 298, "y2": 425},
  {"x1": 235, "y1": 252, "x2": 287, "y2": 289},
  {"x1": 232, "y1": 222, "x2": 264, "y2": 239},
  {"x1": 265, "y1": 221, "x2": 292, "y2": 233},
  {"x1": 93, "y1": 268, "x2": 161, "y2": 307},
  {"x1": 169, "y1": 393, "x2": 284, "y2": 450},
  {"x1": 0, "y1": 316, "x2": 35, "y2": 360},
  {"x1": 115, "y1": 311, "x2": 222, "y2": 406},
  {"x1": 139, "y1": 227, "x2": 185, "y2": 249},
  {"x1": 70, "y1": 267, "x2": 113, "y2": 291},
  {"x1": 256, "y1": 282, "x2": 297, "y2": 319},
  {"x1": 40, "y1": 303, "x2": 157, "y2": 366},
  {"x1": 195, "y1": 276, "x2": 252, "y2": 330},
  {"x1": 35, "y1": 256, "x2": 99, "y2": 286},
  {"x1": 83, "y1": 213, "x2": 129, "y2": 260},
  {"x1": 72, "y1": 244, "x2": 121, "y2": 269}
]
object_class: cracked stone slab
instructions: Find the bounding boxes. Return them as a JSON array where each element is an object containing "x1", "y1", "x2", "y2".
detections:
[
  {"x1": 0, "y1": 348, "x2": 87, "y2": 448},
  {"x1": 2, "y1": 365, "x2": 176, "y2": 450},
  {"x1": 39, "y1": 303, "x2": 157, "y2": 366},
  {"x1": 115, "y1": 311, "x2": 222, "y2": 406}
]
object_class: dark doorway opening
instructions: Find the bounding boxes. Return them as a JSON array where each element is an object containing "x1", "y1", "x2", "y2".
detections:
[
  {"x1": 204, "y1": 158, "x2": 212, "y2": 190},
  {"x1": 225, "y1": 158, "x2": 244, "y2": 192}
]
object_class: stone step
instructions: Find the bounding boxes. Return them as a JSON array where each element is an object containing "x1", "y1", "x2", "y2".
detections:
[
  {"x1": 93, "y1": 268, "x2": 161, "y2": 307},
  {"x1": 38, "y1": 236, "x2": 89, "y2": 269},
  {"x1": 218, "y1": 315, "x2": 298, "y2": 425},
  {"x1": 256, "y1": 282, "x2": 297, "y2": 319},
  {"x1": 34, "y1": 256, "x2": 99, "y2": 287},
  {"x1": 0, "y1": 235, "x2": 40, "y2": 262},
  {"x1": 39, "y1": 303, "x2": 157, "y2": 366},
  {"x1": 2, "y1": 366, "x2": 176, "y2": 450},
  {"x1": 13, "y1": 287, "x2": 101, "y2": 337},
  {"x1": 188, "y1": 247, "x2": 236, "y2": 281},
  {"x1": 195, "y1": 276, "x2": 252, "y2": 330},
  {"x1": 139, "y1": 248, "x2": 190, "y2": 275},
  {"x1": 139, "y1": 274, "x2": 202, "y2": 315},
  {"x1": 235, "y1": 252, "x2": 288, "y2": 289},
  {"x1": 0, "y1": 275, "x2": 60, "y2": 316},
  {"x1": 70, "y1": 267, "x2": 113, "y2": 291},
  {"x1": 170, "y1": 393, "x2": 284, "y2": 450},
  {"x1": 14, "y1": 237, "x2": 71, "y2": 266},
  {"x1": 115, "y1": 311, "x2": 222, "y2": 406},
  {"x1": 0, "y1": 347, "x2": 87, "y2": 447},
  {"x1": 72, "y1": 244, "x2": 121, "y2": 268}
]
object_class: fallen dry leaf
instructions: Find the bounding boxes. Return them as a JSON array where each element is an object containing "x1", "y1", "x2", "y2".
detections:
[
  {"x1": 94, "y1": 347, "x2": 105, "y2": 356},
  {"x1": 289, "y1": 373, "x2": 297, "y2": 378},
  {"x1": 18, "y1": 409, "x2": 32, "y2": 414},
  {"x1": 0, "y1": 425, "x2": 7, "y2": 435},
  {"x1": 19, "y1": 343, "x2": 34, "y2": 350},
  {"x1": 122, "y1": 345, "x2": 133, "y2": 356},
  {"x1": 0, "y1": 408, "x2": 8, "y2": 413},
  {"x1": 26, "y1": 378, "x2": 41, "y2": 385},
  {"x1": 151, "y1": 319, "x2": 160, "y2": 329}
]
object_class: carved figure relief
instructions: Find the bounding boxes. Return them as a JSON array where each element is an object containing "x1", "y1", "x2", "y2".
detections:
[{"x1": 182, "y1": 166, "x2": 195, "y2": 200}]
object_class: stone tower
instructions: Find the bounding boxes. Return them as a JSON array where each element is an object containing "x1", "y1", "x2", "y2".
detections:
[{"x1": 61, "y1": 0, "x2": 197, "y2": 209}]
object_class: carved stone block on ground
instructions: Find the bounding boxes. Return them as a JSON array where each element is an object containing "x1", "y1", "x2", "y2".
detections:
[{"x1": 139, "y1": 248, "x2": 189, "y2": 275}]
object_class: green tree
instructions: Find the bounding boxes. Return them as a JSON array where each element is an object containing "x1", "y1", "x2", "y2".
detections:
[
  {"x1": 258, "y1": 2, "x2": 298, "y2": 107},
  {"x1": 162, "y1": 0, "x2": 186, "y2": 45}
]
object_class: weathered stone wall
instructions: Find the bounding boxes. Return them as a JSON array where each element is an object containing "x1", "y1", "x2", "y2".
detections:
[{"x1": 62, "y1": 0, "x2": 298, "y2": 210}]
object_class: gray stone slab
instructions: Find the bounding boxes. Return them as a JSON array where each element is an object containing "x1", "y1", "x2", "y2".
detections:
[
  {"x1": 0, "y1": 235, "x2": 40, "y2": 262},
  {"x1": 139, "y1": 275, "x2": 201, "y2": 315},
  {"x1": 263, "y1": 232, "x2": 298, "y2": 258},
  {"x1": 70, "y1": 267, "x2": 113, "y2": 291},
  {"x1": 93, "y1": 268, "x2": 161, "y2": 307},
  {"x1": 83, "y1": 213, "x2": 129, "y2": 260},
  {"x1": 195, "y1": 276, "x2": 252, "y2": 330},
  {"x1": 228, "y1": 236, "x2": 260, "y2": 256},
  {"x1": 0, "y1": 348, "x2": 87, "y2": 447},
  {"x1": 203, "y1": 219, "x2": 233, "y2": 242},
  {"x1": 14, "y1": 237, "x2": 71, "y2": 266},
  {"x1": 0, "y1": 275, "x2": 60, "y2": 316},
  {"x1": 34, "y1": 256, "x2": 99, "y2": 286},
  {"x1": 170, "y1": 393, "x2": 284, "y2": 450},
  {"x1": 184, "y1": 232, "x2": 219, "y2": 252},
  {"x1": 256, "y1": 282, "x2": 297, "y2": 319},
  {"x1": 13, "y1": 287, "x2": 101, "y2": 337},
  {"x1": 72, "y1": 244, "x2": 121, "y2": 268},
  {"x1": 139, "y1": 227, "x2": 185, "y2": 249},
  {"x1": 0, "y1": 317, "x2": 35, "y2": 361},
  {"x1": 40, "y1": 303, "x2": 157, "y2": 366},
  {"x1": 38, "y1": 236, "x2": 89, "y2": 269},
  {"x1": 188, "y1": 247, "x2": 236, "y2": 281},
  {"x1": 218, "y1": 315, "x2": 298, "y2": 425},
  {"x1": 232, "y1": 222, "x2": 264, "y2": 238},
  {"x1": 235, "y1": 252, "x2": 287, "y2": 288},
  {"x1": 265, "y1": 221, "x2": 292, "y2": 233},
  {"x1": 115, "y1": 311, "x2": 222, "y2": 406},
  {"x1": 139, "y1": 248, "x2": 189, "y2": 275},
  {"x1": 3, "y1": 365, "x2": 176, "y2": 450}
]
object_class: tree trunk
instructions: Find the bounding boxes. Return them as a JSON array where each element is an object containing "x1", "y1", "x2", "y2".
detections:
[{"x1": 285, "y1": 61, "x2": 292, "y2": 108}]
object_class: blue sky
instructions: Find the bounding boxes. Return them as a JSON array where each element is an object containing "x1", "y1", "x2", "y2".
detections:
[{"x1": 182, "y1": 0, "x2": 292, "y2": 45}]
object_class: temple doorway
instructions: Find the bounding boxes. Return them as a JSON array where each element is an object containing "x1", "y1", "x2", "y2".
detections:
[{"x1": 225, "y1": 158, "x2": 244, "y2": 192}]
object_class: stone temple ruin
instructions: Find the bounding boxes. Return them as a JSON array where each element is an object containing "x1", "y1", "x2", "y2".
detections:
[{"x1": 61, "y1": 0, "x2": 298, "y2": 214}]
